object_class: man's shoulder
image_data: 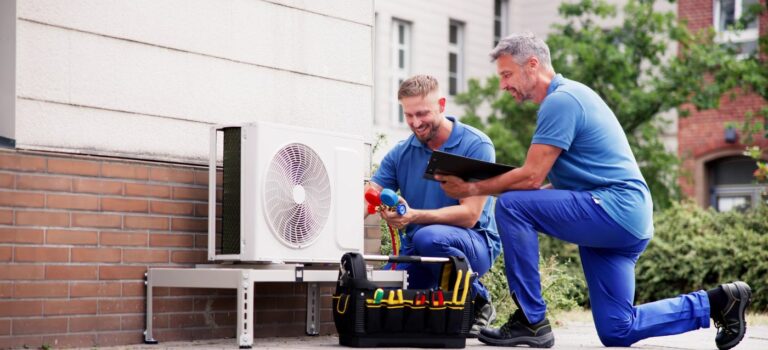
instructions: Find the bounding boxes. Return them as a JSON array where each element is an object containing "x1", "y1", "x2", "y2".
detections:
[{"x1": 456, "y1": 119, "x2": 493, "y2": 145}]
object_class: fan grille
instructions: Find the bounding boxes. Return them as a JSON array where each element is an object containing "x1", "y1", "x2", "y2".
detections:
[{"x1": 264, "y1": 143, "x2": 331, "y2": 248}]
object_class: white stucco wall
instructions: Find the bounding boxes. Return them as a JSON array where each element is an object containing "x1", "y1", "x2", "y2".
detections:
[{"x1": 13, "y1": 0, "x2": 374, "y2": 164}]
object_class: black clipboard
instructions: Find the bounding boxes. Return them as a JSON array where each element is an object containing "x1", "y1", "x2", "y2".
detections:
[{"x1": 423, "y1": 150, "x2": 515, "y2": 182}]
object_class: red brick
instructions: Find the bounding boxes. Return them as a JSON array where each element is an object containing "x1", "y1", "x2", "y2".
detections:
[
  {"x1": 99, "y1": 265, "x2": 147, "y2": 280},
  {"x1": 0, "y1": 190, "x2": 45, "y2": 207},
  {"x1": 0, "y1": 209, "x2": 11, "y2": 224},
  {"x1": 0, "y1": 300, "x2": 42, "y2": 316},
  {"x1": 14, "y1": 282, "x2": 68, "y2": 298},
  {"x1": 150, "y1": 167, "x2": 195, "y2": 184},
  {"x1": 194, "y1": 234, "x2": 207, "y2": 248},
  {"x1": 124, "y1": 215, "x2": 168, "y2": 230},
  {"x1": 172, "y1": 186, "x2": 207, "y2": 201},
  {"x1": 125, "y1": 183, "x2": 171, "y2": 198},
  {"x1": 46, "y1": 265, "x2": 98, "y2": 280},
  {"x1": 73, "y1": 178, "x2": 123, "y2": 195},
  {"x1": 42, "y1": 334, "x2": 97, "y2": 348},
  {"x1": 98, "y1": 298, "x2": 144, "y2": 314},
  {"x1": 194, "y1": 203, "x2": 220, "y2": 218},
  {"x1": 72, "y1": 213, "x2": 121, "y2": 229},
  {"x1": 12, "y1": 317, "x2": 68, "y2": 335},
  {"x1": 0, "y1": 335, "x2": 44, "y2": 349},
  {"x1": 194, "y1": 169, "x2": 222, "y2": 186},
  {"x1": 0, "y1": 227, "x2": 44, "y2": 243},
  {"x1": 16, "y1": 174, "x2": 71, "y2": 191},
  {"x1": 149, "y1": 201, "x2": 195, "y2": 216},
  {"x1": 47, "y1": 157, "x2": 100, "y2": 176},
  {"x1": 171, "y1": 218, "x2": 207, "y2": 232},
  {"x1": 123, "y1": 249, "x2": 169, "y2": 263},
  {"x1": 101, "y1": 162, "x2": 149, "y2": 180},
  {"x1": 14, "y1": 246, "x2": 69, "y2": 262},
  {"x1": 0, "y1": 172, "x2": 13, "y2": 188},
  {"x1": 46, "y1": 193, "x2": 99, "y2": 210},
  {"x1": 154, "y1": 298, "x2": 195, "y2": 313},
  {"x1": 0, "y1": 264, "x2": 45, "y2": 280},
  {"x1": 149, "y1": 233, "x2": 194, "y2": 248},
  {"x1": 43, "y1": 299, "x2": 97, "y2": 315},
  {"x1": 119, "y1": 314, "x2": 145, "y2": 330},
  {"x1": 0, "y1": 153, "x2": 46, "y2": 172},
  {"x1": 100, "y1": 232, "x2": 148, "y2": 246},
  {"x1": 0, "y1": 319, "x2": 9, "y2": 336},
  {"x1": 69, "y1": 315, "x2": 122, "y2": 332},
  {"x1": 0, "y1": 283, "x2": 10, "y2": 299},
  {"x1": 46, "y1": 229, "x2": 98, "y2": 245},
  {"x1": 122, "y1": 281, "x2": 146, "y2": 297},
  {"x1": 0, "y1": 246, "x2": 10, "y2": 261},
  {"x1": 169, "y1": 313, "x2": 207, "y2": 328},
  {"x1": 171, "y1": 250, "x2": 207, "y2": 264},
  {"x1": 71, "y1": 247, "x2": 121, "y2": 263},
  {"x1": 70, "y1": 282, "x2": 122, "y2": 298},
  {"x1": 15, "y1": 210, "x2": 70, "y2": 227},
  {"x1": 96, "y1": 331, "x2": 144, "y2": 347},
  {"x1": 101, "y1": 197, "x2": 149, "y2": 213}
]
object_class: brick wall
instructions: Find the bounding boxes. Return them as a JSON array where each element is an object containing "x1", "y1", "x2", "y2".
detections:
[
  {"x1": 677, "y1": 0, "x2": 768, "y2": 201},
  {"x1": 0, "y1": 148, "x2": 337, "y2": 349}
]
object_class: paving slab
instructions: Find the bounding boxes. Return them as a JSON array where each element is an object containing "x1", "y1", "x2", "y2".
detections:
[{"x1": 74, "y1": 323, "x2": 768, "y2": 349}]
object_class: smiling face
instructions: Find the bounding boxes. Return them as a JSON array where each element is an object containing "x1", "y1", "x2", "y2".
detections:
[
  {"x1": 496, "y1": 54, "x2": 538, "y2": 103},
  {"x1": 399, "y1": 91, "x2": 445, "y2": 145}
]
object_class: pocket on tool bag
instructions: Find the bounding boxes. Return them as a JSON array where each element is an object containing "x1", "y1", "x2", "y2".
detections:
[
  {"x1": 383, "y1": 303, "x2": 405, "y2": 332},
  {"x1": 403, "y1": 303, "x2": 427, "y2": 332},
  {"x1": 364, "y1": 302, "x2": 384, "y2": 333},
  {"x1": 427, "y1": 305, "x2": 447, "y2": 333},
  {"x1": 332, "y1": 293, "x2": 353, "y2": 334},
  {"x1": 445, "y1": 305, "x2": 466, "y2": 334}
]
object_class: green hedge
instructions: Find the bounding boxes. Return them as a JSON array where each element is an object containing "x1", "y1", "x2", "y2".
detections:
[
  {"x1": 635, "y1": 202, "x2": 768, "y2": 310},
  {"x1": 536, "y1": 202, "x2": 768, "y2": 312}
]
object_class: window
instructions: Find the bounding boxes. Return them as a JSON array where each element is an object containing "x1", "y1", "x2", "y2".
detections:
[
  {"x1": 448, "y1": 20, "x2": 464, "y2": 96},
  {"x1": 391, "y1": 19, "x2": 411, "y2": 126},
  {"x1": 707, "y1": 156, "x2": 767, "y2": 211},
  {"x1": 494, "y1": 0, "x2": 509, "y2": 47},
  {"x1": 713, "y1": 0, "x2": 759, "y2": 57}
]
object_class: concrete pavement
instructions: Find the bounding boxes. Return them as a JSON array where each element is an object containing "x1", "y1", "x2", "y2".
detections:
[{"x1": 77, "y1": 322, "x2": 768, "y2": 349}]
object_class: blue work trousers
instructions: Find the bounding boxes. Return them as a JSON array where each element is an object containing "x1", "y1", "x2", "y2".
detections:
[
  {"x1": 495, "y1": 190, "x2": 710, "y2": 347},
  {"x1": 386, "y1": 224, "x2": 493, "y2": 302}
]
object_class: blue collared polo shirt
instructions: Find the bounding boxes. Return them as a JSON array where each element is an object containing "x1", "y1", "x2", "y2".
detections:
[{"x1": 371, "y1": 116, "x2": 501, "y2": 260}]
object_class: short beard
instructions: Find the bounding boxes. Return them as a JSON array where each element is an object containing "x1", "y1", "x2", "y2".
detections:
[{"x1": 416, "y1": 117, "x2": 443, "y2": 144}]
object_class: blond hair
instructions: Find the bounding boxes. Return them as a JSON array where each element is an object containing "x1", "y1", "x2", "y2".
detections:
[{"x1": 397, "y1": 74, "x2": 439, "y2": 100}]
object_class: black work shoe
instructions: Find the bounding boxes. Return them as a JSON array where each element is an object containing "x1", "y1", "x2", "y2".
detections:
[
  {"x1": 714, "y1": 281, "x2": 752, "y2": 350},
  {"x1": 468, "y1": 298, "x2": 497, "y2": 338},
  {"x1": 478, "y1": 309, "x2": 554, "y2": 348}
]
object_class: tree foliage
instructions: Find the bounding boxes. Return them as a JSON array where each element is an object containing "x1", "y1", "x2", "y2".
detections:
[{"x1": 456, "y1": 0, "x2": 767, "y2": 209}]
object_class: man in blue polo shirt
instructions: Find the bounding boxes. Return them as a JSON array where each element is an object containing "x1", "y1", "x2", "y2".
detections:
[
  {"x1": 437, "y1": 33, "x2": 751, "y2": 350},
  {"x1": 366, "y1": 74, "x2": 501, "y2": 337}
]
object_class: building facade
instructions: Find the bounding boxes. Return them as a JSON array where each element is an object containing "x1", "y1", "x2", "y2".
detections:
[
  {"x1": 0, "y1": 0, "x2": 373, "y2": 348},
  {"x1": 678, "y1": 0, "x2": 768, "y2": 210}
]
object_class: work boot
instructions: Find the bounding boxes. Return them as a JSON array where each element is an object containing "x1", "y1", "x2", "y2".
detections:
[
  {"x1": 713, "y1": 281, "x2": 752, "y2": 350},
  {"x1": 478, "y1": 309, "x2": 554, "y2": 348},
  {"x1": 468, "y1": 297, "x2": 496, "y2": 338}
]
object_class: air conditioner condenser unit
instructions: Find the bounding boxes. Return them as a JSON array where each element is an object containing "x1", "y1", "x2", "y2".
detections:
[{"x1": 208, "y1": 122, "x2": 364, "y2": 263}]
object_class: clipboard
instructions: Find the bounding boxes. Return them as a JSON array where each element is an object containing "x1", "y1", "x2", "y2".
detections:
[{"x1": 423, "y1": 150, "x2": 515, "y2": 182}]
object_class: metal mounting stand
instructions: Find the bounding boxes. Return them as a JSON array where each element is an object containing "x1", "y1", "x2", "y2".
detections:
[{"x1": 144, "y1": 263, "x2": 405, "y2": 348}]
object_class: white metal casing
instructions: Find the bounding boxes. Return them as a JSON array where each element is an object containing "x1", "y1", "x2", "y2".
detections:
[{"x1": 209, "y1": 122, "x2": 363, "y2": 263}]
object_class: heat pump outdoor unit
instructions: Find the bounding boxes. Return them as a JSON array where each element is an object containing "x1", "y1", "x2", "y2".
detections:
[{"x1": 208, "y1": 122, "x2": 364, "y2": 263}]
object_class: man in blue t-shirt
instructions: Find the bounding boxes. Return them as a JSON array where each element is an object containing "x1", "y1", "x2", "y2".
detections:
[
  {"x1": 366, "y1": 74, "x2": 502, "y2": 337},
  {"x1": 437, "y1": 34, "x2": 751, "y2": 350}
]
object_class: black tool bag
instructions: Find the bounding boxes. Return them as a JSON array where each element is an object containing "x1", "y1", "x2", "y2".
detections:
[{"x1": 332, "y1": 253, "x2": 474, "y2": 348}]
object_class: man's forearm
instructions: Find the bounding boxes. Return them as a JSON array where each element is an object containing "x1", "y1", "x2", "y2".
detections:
[{"x1": 409, "y1": 205, "x2": 479, "y2": 229}]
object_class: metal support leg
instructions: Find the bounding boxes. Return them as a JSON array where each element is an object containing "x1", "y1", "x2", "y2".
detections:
[
  {"x1": 144, "y1": 272, "x2": 158, "y2": 344},
  {"x1": 306, "y1": 282, "x2": 320, "y2": 335},
  {"x1": 237, "y1": 270, "x2": 254, "y2": 349}
]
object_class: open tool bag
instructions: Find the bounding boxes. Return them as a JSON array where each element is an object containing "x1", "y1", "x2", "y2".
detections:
[{"x1": 332, "y1": 252, "x2": 474, "y2": 348}]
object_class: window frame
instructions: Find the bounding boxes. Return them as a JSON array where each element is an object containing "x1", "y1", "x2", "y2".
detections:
[
  {"x1": 448, "y1": 20, "x2": 465, "y2": 96},
  {"x1": 712, "y1": 0, "x2": 759, "y2": 58},
  {"x1": 494, "y1": 0, "x2": 509, "y2": 47},
  {"x1": 390, "y1": 19, "x2": 411, "y2": 127}
]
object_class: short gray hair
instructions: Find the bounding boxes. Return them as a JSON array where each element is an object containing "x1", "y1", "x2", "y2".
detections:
[{"x1": 490, "y1": 32, "x2": 552, "y2": 68}]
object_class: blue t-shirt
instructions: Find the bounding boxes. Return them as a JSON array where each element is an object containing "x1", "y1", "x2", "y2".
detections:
[
  {"x1": 371, "y1": 116, "x2": 502, "y2": 260},
  {"x1": 533, "y1": 74, "x2": 654, "y2": 239}
]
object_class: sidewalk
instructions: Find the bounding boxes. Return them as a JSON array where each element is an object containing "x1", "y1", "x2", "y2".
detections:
[{"x1": 80, "y1": 322, "x2": 768, "y2": 349}]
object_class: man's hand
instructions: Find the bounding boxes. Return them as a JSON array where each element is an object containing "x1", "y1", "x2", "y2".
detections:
[
  {"x1": 434, "y1": 174, "x2": 479, "y2": 199},
  {"x1": 379, "y1": 196, "x2": 415, "y2": 230}
]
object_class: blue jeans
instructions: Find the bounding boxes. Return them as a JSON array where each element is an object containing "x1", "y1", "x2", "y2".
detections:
[
  {"x1": 495, "y1": 190, "x2": 710, "y2": 346},
  {"x1": 386, "y1": 224, "x2": 493, "y2": 302}
]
